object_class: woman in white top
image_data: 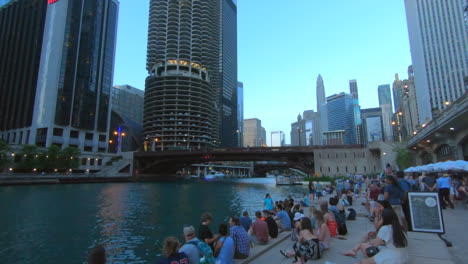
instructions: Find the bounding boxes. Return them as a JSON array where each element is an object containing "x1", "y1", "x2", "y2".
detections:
[{"x1": 343, "y1": 208, "x2": 408, "y2": 264}]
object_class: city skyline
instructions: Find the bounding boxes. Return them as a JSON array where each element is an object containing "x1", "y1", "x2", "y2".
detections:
[{"x1": 113, "y1": 0, "x2": 411, "y2": 144}]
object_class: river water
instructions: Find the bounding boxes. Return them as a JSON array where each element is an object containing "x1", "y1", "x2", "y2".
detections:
[{"x1": 0, "y1": 178, "x2": 307, "y2": 264}]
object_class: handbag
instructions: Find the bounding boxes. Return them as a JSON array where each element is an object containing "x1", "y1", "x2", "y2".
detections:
[{"x1": 365, "y1": 246, "x2": 380, "y2": 258}]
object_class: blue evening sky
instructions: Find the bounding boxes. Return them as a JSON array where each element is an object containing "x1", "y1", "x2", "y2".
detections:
[{"x1": 113, "y1": 0, "x2": 412, "y2": 144}]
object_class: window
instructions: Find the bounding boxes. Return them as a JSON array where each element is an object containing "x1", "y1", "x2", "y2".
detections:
[
  {"x1": 335, "y1": 153, "x2": 338, "y2": 158},
  {"x1": 98, "y1": 159, "x2": 103, "y2": 166},
  {"x1": 90, "y1": 159, "x2": 95, "y2": 166},
  {"x1": 328, "y1": 167, "x2": 330, "y2": 172},
  {"x1": 354, "y1": 166, "x2": 357, "y2": 172},
  {"x1": 99, "y1": 135, "x2": 106, "y2": 142},
  {"x1": 346, "y1": 166, "x2": 348, "y2": 173},
  {"x1": 364, "y1": 166, "x2": 367, "y2": 172},
  {"x1": 98, "y1": 148, "x2": 106, "y2": 153},
  {"x1": 81, "y1": 158, "x2": 87, "y2": 166},
  {"x1": 345, "y1": 153, "x2": 347, "y2": 158},
  {"x1": 320, "y1": 167, "x2": 322, "y2": 173},
  {"x1": 84, "y1": 146, "x2": 93, "y2": 152},
  {"x1": 53, "y1": 128, "x2": 63, "y2": 136},
  {"x1": 70, "y1": 130, "x2": 79, "y2": 138},
  {"x1": 85, "y1": 133, "x2": 93, "y2": 140},
  {"x1": 337, "y1": 167, "x2": 339, "y2": 173}
]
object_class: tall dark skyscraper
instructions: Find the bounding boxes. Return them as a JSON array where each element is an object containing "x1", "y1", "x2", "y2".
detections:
[
  {"x1": 0, "y1": 0, "x2": 119, "y2": 153},
  {"x1": 349, "y1": 79, "x2": 359, "y2": 100},
  {"x1": 220, "y1": 0, "x2": 238, "y2": 147},
  {"x1": 144, "y1": 0, "x2": 237, "y2": 150}
]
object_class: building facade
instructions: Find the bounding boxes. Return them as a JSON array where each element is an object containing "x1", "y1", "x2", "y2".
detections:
[
  {"x1": 326, "y1": 93, "x2": 356, "y2": 145},
  {"x1": 237, "y1": 82, "x2": 244, "y2": 147},
  {"x1": 316, "y1": 75, "x2": 327, "y2": 145},
  {"x1": 405, "y1": 0, "x2": 468, "y2": 124},
  {"x1": 361, "y1": 107, "x2": 384, "y2": 144},
  {"x1": 220, "y1": 0, "x2": 238, "y2": 147},
  {"x1": 378, "y1": 84, "x2": 393, "y2": 142},
  {"x1": 290, "y1": 110, "x2": 321, "y2": 146},
  {"x1": 144, "y1": 0, "x2": 237, "y2": 150},
  {"x1": 270, "y1": 131, "x2": 285, "y2": 147},
  {"x1": 243, "y1": 118, "x2": 264, "y2": 147},
  {"x1": 0, "y1": 0, "x2": 119, "y2": 154},
  {"x1": 109, "y1": 85, "x2": 144, "y2": 152},
  {"x1": 349, "y1": 80, "x2": 363, "y2": 144}
]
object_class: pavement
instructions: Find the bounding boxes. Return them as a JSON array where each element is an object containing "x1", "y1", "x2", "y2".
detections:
[{"x1": 235, "y1": 195, "x2": 464, "y2": 264}]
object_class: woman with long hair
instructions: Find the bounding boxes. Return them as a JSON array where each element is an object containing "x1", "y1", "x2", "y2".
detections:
[
  {"x1": 343, "y1": 208, "x2": 408, "y2": 264},
  {"x1": 292, "y1": 217, "x2": 323, "y2": 264},
  {"x1": 320, "y1": 202, "x2": 337, "y2": 237},
  {"x1": 313, "y1": 210, "x2": 331, "y2": 250},
  {"x1": 158, "y1": 237, "x2": 189, "y2": 264}
]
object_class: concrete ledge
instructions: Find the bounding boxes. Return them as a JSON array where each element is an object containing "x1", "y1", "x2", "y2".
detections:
[{"x1": 234, "y1": 232, "x2": 290, "y2": 264}]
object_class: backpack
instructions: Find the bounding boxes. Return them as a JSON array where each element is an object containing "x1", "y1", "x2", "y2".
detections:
[
  {"x1": 347, "y1": 208, "x2": 356, "y2": 220},
  {"x1": 188, "y1": 241, "x2": 215, "y2": 264}
]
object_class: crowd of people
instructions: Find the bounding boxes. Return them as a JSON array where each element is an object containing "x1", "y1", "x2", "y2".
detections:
[{"x1": 86, "y1": 169, "x2": 466, "y2": 264}]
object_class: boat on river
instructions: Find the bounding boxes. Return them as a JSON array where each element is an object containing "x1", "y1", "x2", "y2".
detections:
[
  {"x1": 204, "y1": 170, "x2": 225, "y2": 181},
  {"x1": 275, "y1": 175, "x2": 304, "y2": 185}
]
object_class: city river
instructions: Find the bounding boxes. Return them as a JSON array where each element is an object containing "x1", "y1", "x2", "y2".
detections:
[{"x1": 0, "y1": 178, "x2": 306, "y2": 264}]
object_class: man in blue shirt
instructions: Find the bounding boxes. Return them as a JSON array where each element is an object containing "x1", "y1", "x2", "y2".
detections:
[
  {"x1": 437, "y1": 173, "x2": 454, "y2": 209},
  {"x1": 240, "y1": 211, "x2": 252, "y2": 232},
  {"x1": 275, "y1": 204, "x2": 291, "y2": 232}
]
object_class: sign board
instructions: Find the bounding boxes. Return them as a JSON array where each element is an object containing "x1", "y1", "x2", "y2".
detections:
[{"x1": 408, "y1": 192, "x2": 445, "y2": 233}]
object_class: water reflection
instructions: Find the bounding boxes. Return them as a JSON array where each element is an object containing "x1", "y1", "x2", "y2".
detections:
[{"x1": 1, "y1": 179, "x2": 307, "y2": 264}]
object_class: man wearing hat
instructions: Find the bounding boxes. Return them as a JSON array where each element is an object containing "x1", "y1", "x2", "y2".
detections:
[
  {"x1": 437, "y1": 173, "x2": 455, "y2": 209},
  {"x1": 179, "y1": 225, "x2": 201, "y2": 264}
]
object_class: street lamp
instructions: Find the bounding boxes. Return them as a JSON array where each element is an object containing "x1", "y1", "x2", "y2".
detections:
[{"x1": 112, "y1": 126, "x2": 126, "y2": 153}]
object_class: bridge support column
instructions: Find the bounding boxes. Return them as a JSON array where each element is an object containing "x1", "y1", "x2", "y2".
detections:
[
  {"x1": 204, "y1": 167, "x2": 207, "y2": 178},
  {"x1": 197, "y1": 167, "x2": 201, "y2": 178}
]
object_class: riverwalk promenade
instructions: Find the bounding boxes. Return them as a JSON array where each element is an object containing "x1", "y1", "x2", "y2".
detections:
[{"x1": 235, "y1": 196, "x2": 463, "y2": 264}]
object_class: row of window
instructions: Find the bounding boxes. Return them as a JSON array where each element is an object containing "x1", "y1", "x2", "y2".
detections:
[
  {"x1": 81, "y1": 158, "x2": 103, "y2": 166},
  {"x1": 318, "y1": 152, "x2": 366, "y2": 159},
  {"x1": 319, "y1": 165, "x2": 376, "y2": 174}
]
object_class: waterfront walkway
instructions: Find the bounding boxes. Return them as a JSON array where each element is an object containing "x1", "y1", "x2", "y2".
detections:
[{"x1": 235, "y1": 196, "x2": 461, "y2": 264}]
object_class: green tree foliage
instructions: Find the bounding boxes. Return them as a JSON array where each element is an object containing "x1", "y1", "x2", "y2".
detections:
[
  {"x1": 0, "y1": 140, "x2": 11, "y2": 169},
  {"x1": 60, "y1": 147, "x2": 81, "y2": 169},
  {"x1": 394, "y1": 144, "x2": 415, "y2": 171},
  {"x1": 18, "y1": 145, "x2": 41, "y2": 170}
]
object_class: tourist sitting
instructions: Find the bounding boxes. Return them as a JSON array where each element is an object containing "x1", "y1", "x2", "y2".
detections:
[
  {"x1": 180, "y1": 225, "x2": 202, "y2": 264},
  {"x1": 292, "y1": 204, "x2": 304, "y2": 215},
  {"x1": 313, "y1": 210, "x2": 331, "y2": 251},
  {"x1": 343, "y1": 208, "x2": 408, "y2": 264},
  {"x1": 340, "y1": 189, "x2": 350, "y2": 206},
  {"x1": 300, "y1": 193, "x2": 310, "y2": 207},
  {"x1": 292, "y1": 217, "x2": 323, "y2": 263},
  {"x1": 248, "y1": 211, "x2": 269, "y2": 245},
  {"x1": 199, "y1": 212, "x2": 219, "y2": 247},
  {"x1": 157, "y1": 237, "x2": 189, "y2": 264},
  {"x1": 347, "y1": 189, "x2": 355, "y2": 206},
  {"x1": 229, "y1": 216, "x2": 250, "y2": 259},
  {"x1": 262, "y1": 210, "x2": 278, "y2": 239},
  {"x1": 320, "y1": 202, "x2": 337, "y2": 237},
  {"x1": 329, "y1": 197, "x2": 347, "y2": 236},
  {"x1": 240, "y1": 211, "x2": 252, "y2": 232},
  {"x1": 291, "y1": 212, "x2": 305, "y2": 241},
  {"x1": 214, "y1": 223, "x2": 234, "y2": 264},
  {"x1": 275, "y1": 204, "x2": 292, "y2": 232},
  {"x1": 88, "y1": 246, "x2": 106, "y2": 264}
]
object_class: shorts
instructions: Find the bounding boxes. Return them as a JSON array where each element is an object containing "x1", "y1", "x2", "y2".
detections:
[
  {"x1": 309, "y1": 190, "x2": 315, "y2": 195},
  {"x1": 450, "y1": 187, "x2": 455, "y2": 195},
  {"x1": 316, "y1": 191, "x2": 323, "y2": 197}
]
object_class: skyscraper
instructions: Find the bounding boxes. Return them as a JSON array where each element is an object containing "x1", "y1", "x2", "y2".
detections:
[
  {"x1": 144, "y1": 0, "x2": 237, "y2": 150},
  {"x1": 237, "y1": 82, "x2": 244, "y2": 147},
  {"x1": 243, "y1": 118, "x2": 264, "y2": 147},
  {"x1": 0, "y1": 0, "x2": 119, "y2": 153},
  {"x1": 401, "y1": 66, "x2": 419, "y2": 138},
  {"x1": 290, "y1": 110, "x2": 320, "y2": 146},
  {"x1": 405, "y1": 0, "x2": 468, "y2": 124},
  {"x1": 270, "y1": 131, "x2": 285, "y2": 147},
  {"x1": 378, "y1": 84, "x2": 393, "y2": 142},
  {"x1": 326, "y1": 93, "x2": 356, "y2": 145},
  {"x1": 349, "y1": 80, "x2": 362, "y2": 144},
  {"x1": 220, "y1": 0, "x2": 238, "y2": 147},
  {"x1": 316, "y1": 75, "x2": 327, "y2": 145},
  {"x1": 361, "y1": 107, "x2": 384, "y2": 144}
]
